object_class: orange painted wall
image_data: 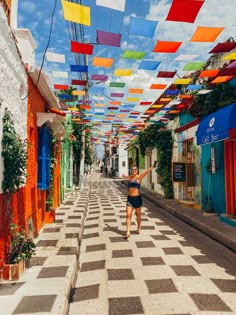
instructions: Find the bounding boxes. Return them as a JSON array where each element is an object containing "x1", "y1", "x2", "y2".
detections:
[
  {"x1": 25, "y1": 77, "x2": 46, "y2": 235},
  {"x1": 0, "y1": 188, "x2": 25, "y2": 266},
  {"x1": 0, "y1": 76, "x2": 61, "y2": 266}
]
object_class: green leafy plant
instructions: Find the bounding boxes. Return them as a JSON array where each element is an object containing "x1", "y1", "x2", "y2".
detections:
[
  {"x1": 6, "y1": 223, "x2": 36, "y2": 264},
  {"x1": 46, "y1": 132, "x2": 57, "y2": 211},
  {"x1": 138, "y1": 124, "x2": 174, "y2": 199},
  {"x1": 1, "y1": 110, "x2": 28, "y2": 220},
  {"x1": 1, "y1": 110, "x2": 35, "y2": 265},
  {"x1": 71, "y1": 122, "x2": 83, "y2": 185},
  {"x1": 189, "y1": 83, "x2": 236, "y2": 117}
]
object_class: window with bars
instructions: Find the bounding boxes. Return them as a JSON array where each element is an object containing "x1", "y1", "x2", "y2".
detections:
[{"x1": 37, "y1": 126, "x2": 51, "y2": 190}]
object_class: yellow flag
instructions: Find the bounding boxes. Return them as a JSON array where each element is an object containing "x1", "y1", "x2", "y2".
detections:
[{"x1": 61, "y1": 0, "x2": 91, "y2": 26}]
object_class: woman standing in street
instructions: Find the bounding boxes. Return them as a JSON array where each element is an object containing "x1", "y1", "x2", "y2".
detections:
[{"x1": 122, "y1": 161, "x2": 158, "y2": 239}]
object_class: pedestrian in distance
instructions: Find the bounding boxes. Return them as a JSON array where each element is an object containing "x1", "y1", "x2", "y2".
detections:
[{"x1": 122, "y1": 161, "x2": 158, "y2": 239}]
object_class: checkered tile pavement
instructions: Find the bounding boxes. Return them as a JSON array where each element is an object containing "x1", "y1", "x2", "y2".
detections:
[
  {"x1": 0, "y1": 186, "x2": 90, "y2": 315},
  {"x1": 0, "y1": 174, "x2": 236, "y2": 315},
  {"x1": 69, "y1": 178, "x2": 236, "y2": 315}
]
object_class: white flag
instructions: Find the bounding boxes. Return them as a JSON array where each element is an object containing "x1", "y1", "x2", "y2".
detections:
[{"x1": 96, "y1": 0, "x2": 126, "y2": 12}]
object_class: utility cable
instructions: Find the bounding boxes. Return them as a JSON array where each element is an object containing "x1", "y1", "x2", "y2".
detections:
[{"x1": 21, "y1": 0, "x2": 58, "y2": 100}]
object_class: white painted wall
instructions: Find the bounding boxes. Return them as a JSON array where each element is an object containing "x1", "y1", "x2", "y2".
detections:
[
  {"x1": 172, "y1": 123, "x2": 199, "y2": 201},
  {"x1": 151, "y1": 147, "x2": 163, "y2": 194},
  {"x1": 14, "y1": 29, "x2": 37, "y2": 68},
  {"x1": 0, "y1": 6, "x2": 27, "y2": 193},
  {"x1": 118, "y1": 144, "x2": 128, "y2": 177},
  {"x1": 10, "y1": 0, "x2": 18, "y2": 29}
]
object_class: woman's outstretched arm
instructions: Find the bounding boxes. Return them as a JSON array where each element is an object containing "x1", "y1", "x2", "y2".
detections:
[{"x1": 139, "y1": 161, "x2": 158, "y2": 180}]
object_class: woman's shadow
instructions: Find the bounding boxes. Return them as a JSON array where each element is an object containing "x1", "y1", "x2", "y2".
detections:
[{"x1": 104, "y1": 224, "x2": 125, "y2": 237}]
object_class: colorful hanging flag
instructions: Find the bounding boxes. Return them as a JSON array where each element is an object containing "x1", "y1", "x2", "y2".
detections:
[
  {"x1": 173, "y1": 78, "x2": 192, "y2": 85},
  {"x1": 110, "y1": 101, "x2": 121, "y2": 105},
  {"x1": 96, "y1": 30, "x2": 121, "y2": 47},
  {"x1": 122, "y1": 50, "x2": 146, "y2": 60},
  {"x1": 174, "y1": 54, "x2": 198, "y2": 61},
  {"x1": 166, "y1": 0, "x2": 204, "y2": 23},
  {"x1": 183, "y1": 61, "x2": 206, "y2": 71},
  {"x1": 110, "y1": 93, "x2": 124, "y2": 97},
  {"x1": 139, "y1": 60, "x2": 161, "y2": 70},
  {"x1": 127, "y1": 98, "x2": 139, "y2": 102},
  {"x1": 153, "y1": 41, "x2": 182, "y2": 53},
  {"x1": 190, "y1": 26, "x2": 224, "y2": 42},
  {"x1": 92, "y1": 57, "x2": 114, "y2": 68},
  {"x1": 91, "y1": 74, "x2": 108, "y2": 81},
  {"x1": 52, "y1": 71, "x2": 68, "y2": 78},
  {"x1": 157, "y1": 71, "x2": 176, "y2": 78},
  {"x1": 114, "y1": 69, "x2": 133, "y2": 76},
  {"x1": 227, "y1": 61, "x2": 236, "y2": 69},
  {"x1": 209, "y1": 42, "x2": 236, "y2": 53},
  {"x1": 186, "y1": 84, "x2": 202, "y2": 90},
  {"x1": 164, "y1": 90, "x2": 179, "y2": 95},
  {"x1": 46, "y1": 52, "x2": 65, "y2": 63},
  {"x1": 211, "y1": 76, "x2": 233, "y2": 83},
  {"x1": 71, "y1": 41, "x2": 94, "y2": 55},
  {"x1": 129, "y1": 17, "x2": 158, "y2": 38},
  {"x1": 132, "y1": 76, "x2": 150, "y2": 83},
  {"x1": 61, "y1": 0, "x2": 91, "y2": 26},
  {"x1": 72, "y1": 90, "x2": 86, "y2": 96},
  {"x1": 199, "y1": 70, "x2": 220, "y2": 77},
  {"x1": 71, "y1": 80, "x2": 87, "y2": 86},
  {"x1": 223, "y1": 52, "x2": 236, "y2": 60},
  {"x1": 70, "y1": 65, "x2": 88, "y2": 72},
  {"x1": 110, "y1": 82, "x2": 126, "y2": 87},
  {"x1": 54, "y1": 84, "x2": 68, "y2": 90},
  {"x1": 128, "y1": 89, "x2": 143, "y2": 94},
  {"x1": 150, "y1": 84, "x2": 167, "y2": 89},
  {"x1": 96, "y1": 0, "x2": 126, "y2": 12}
]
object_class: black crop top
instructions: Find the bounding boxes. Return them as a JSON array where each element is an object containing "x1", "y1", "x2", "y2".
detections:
[{"x1": 128, "y1": 177, "x2": 141, "y2": 189}]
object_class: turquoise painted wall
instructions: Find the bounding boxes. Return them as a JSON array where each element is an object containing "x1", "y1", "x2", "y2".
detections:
[
  {"x1": 179, "y1": 111, "x2": 195, "y2": 126},
  {"x1": 201, "y1": 141, "x2": 226, "y2": 214}
]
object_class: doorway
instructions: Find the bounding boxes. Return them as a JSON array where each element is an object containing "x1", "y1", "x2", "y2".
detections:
[{"x1": 225, "y1": 140, "x2": 236, "y2": 216}]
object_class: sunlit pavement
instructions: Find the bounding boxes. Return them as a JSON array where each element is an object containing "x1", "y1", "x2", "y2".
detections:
[
  {"x1": 69, "y1": 173, "x2": 236, "y2": 315},
  {"x1": 0, "y1": 172, "x2": 236, "y2": 315}
]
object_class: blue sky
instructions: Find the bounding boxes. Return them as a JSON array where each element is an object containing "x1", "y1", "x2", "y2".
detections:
[{"x1": 18, "y1": 0, "x2": 236, "y2": 150}]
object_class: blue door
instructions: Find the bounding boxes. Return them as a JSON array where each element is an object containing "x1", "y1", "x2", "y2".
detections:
[{"x1": 201, "y1": 141, "x2": 226, "y2": 214}]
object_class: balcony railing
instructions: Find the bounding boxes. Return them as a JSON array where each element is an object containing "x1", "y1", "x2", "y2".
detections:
[{"x1": 0, "y1": 0, "x2": 11, "y2": 24}]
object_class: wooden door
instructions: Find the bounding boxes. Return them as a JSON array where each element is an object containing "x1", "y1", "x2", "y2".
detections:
[{"x1": 225, "y1": 140, "x2": 236, "y2": 216}]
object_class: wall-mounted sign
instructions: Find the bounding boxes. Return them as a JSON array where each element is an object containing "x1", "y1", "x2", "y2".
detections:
[
  {"x1": 211, "y1": 147, "x2": 216, "y2": 174},
  {"x1": 172, "y1": 162, "x2": 186, "y2": 182},
  {"x1": 145, "y1": 148, "x2": 152, "y2": 156}
]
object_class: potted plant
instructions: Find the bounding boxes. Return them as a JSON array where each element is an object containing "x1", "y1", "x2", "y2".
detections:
[{"x1": 2, "y1": 223, "x2": 36, "y2": 281}]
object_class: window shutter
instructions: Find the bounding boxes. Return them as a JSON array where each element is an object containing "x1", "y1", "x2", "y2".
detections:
[{"x1": 37, "y1": 126, "x2": 51, "y2": 190}]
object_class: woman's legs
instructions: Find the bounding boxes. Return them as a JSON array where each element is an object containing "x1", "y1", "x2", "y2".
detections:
[
  {"x1": 125, "y1": 206, "x2": 133, "y2": 238},
  {"x1": 135, "y1": 207, "x2": 141, "y2": 234}
]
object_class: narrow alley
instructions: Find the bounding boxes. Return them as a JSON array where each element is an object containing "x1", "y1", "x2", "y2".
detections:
[{"x1": 1, "y1": 171, "x2": 235, "y2": 315}]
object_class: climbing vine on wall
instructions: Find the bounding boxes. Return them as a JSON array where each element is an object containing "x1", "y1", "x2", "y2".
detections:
[
  {"x1": 1, "y1": 110, "x2": 28, "y2": 220},
  {"x1": 189, "y1": 83, "x2": 236, "y2": 117},
  {"x1": 71, "y1": 122, "x2": 83, "y2": 185},
  {"x1": 138, "y1": 124, "x2": 174, "y2": 199},
  {"x1": 84, "y1": 130, "x2": 93, "y2": 166},
  {"x1": 46, "y1": 130, "x2": 57, "y2": 212}
]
